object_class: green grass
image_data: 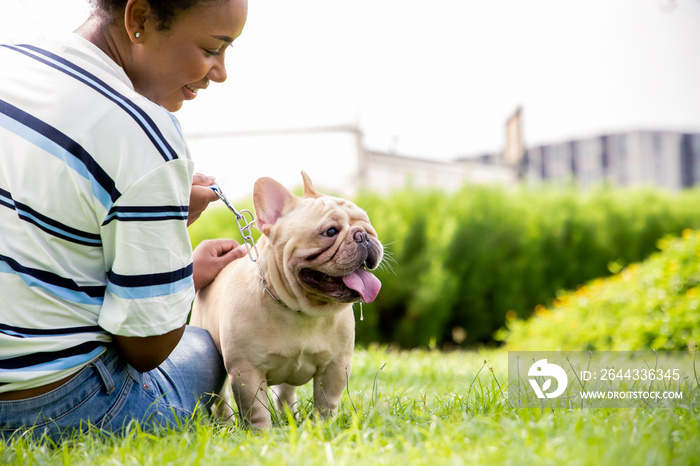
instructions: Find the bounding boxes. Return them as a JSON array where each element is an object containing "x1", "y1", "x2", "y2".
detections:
[{"x1": 2, "y1": 346, "x2": 699, "y2": 465}]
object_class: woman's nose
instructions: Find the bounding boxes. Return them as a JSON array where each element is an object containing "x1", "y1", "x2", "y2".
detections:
[{"x1": 207, "y1": 56, "x2": 228, "y2": 83}]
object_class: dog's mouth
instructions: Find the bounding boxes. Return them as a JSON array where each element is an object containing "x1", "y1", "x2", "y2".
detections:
[{"x1": 299, "y1": 267, "x2": 381, "y2": 304}]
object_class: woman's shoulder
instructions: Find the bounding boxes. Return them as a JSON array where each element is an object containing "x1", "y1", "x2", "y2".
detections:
[
  {"x1": 0, "y1": 34, "x2": 191, "y2": 195},
  {"x1": 16, "y1": 34, "x2": 184, "y2": 143}
]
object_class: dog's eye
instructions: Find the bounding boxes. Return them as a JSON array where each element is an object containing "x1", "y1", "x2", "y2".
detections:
[{"x1": 322, "y1": 227, "x2": 339, "y2": 238}]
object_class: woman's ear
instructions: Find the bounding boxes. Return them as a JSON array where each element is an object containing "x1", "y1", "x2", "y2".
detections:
[{"x1": 124, "y1": 0, "x2": 150, "y2": 42}]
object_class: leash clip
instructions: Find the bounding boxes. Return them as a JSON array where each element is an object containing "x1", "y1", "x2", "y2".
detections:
[{"x1": 209, "y1": 184, "x2": 260, "y2": 263}]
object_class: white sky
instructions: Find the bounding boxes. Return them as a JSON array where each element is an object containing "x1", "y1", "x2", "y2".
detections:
[{"x1": 2, "y1": 0, "x2": 700, "y2": 194}]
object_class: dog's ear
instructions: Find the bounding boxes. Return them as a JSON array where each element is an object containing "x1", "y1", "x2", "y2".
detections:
[
  {"x1": 301, "y1": 171, "x2": 322, "y2": 199},
  {"x1": 254, "y1": 177, "x2": 299, "y2": 234}
]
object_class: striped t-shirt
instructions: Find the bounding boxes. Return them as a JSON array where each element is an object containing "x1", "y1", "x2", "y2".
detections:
[{"x1": 0, "y1": 34, "x2": 196, "y2": 393}]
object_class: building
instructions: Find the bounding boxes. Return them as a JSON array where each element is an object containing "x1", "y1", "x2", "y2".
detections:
[
  {"x1": 184, "y1": 126, "x2": 516, "y2": 200},
  {"x1": 503, "y1": 106, "x2": 525, "y2": 172},
  {"x1": 523, "y1": 130, "x2": 700, "y2": 190},
  {"x1": 184, "y1": 121, "x2": 700, "y2": 201},
  {"x1": 357, "y1": 149, "x2": 515, "y2": 195}
]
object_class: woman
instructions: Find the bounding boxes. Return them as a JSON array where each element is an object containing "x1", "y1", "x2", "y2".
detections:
[{"x1": 0, "y1": 0, "x2": 248, "y2": 438}]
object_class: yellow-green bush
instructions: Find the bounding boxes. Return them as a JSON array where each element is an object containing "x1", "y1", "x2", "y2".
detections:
[
  {"x1": 189, "y1": 184, "x2": 700, "y2": 348},
  {"x1": 503, "y1": 229, "x2": 700, "y2": 351}
]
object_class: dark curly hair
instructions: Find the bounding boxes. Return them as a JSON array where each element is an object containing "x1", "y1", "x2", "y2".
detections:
[{"x1": 90, "y1": 0, "x2": 225, "y2": 31}]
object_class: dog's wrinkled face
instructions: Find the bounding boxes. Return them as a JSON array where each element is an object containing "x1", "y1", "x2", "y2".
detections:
[{"x1": 254, "y1": 172, "x2": 383, "y2": 313}]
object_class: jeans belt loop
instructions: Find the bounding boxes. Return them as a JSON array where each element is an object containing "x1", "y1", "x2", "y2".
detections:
[{"x1": 92, "y1": 357, "x2": 115, "y2": 396}]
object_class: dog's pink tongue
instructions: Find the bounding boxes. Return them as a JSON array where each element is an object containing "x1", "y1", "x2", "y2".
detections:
[{"x1": 342, "y1": 268, "x2": 382, "y2": 303}]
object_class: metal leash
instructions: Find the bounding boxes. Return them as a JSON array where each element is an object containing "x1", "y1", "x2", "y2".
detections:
[{"x1": 209, "y1": 184, "x2": 281, "y2": 304}]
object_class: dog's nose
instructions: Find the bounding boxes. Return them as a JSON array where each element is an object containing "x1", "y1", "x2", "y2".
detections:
[{"x1": 353, "y1": 231, "x2": 368, "y2": 244}]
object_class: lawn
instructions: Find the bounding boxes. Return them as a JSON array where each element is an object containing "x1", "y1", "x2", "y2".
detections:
[{"x1": 2, "y1": 345, "x2": 698, "y2": 465}]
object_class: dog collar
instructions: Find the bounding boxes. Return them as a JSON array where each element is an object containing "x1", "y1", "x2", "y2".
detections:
[{"x1": 259, "y1": 271, "x2": 297, "y2": 312}]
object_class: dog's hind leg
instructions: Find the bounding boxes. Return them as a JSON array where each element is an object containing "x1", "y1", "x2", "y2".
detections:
[{"x1": 213, "y1": 375, "x2": 236, "y2": 420}]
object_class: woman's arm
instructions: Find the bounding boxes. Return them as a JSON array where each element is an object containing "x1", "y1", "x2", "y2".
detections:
[
  {"x1": 113, "y1": 240, "x2": 244, "y2": 372},
  {"x1": 113, "y1": 325, "x2": 186, "y2": 372}
]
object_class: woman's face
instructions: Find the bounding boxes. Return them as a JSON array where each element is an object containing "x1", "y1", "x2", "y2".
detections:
[{"x1": 129, "y1": 0, "x2": 248, "y2": 112}]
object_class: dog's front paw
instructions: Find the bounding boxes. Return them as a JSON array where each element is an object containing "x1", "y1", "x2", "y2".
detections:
[{"x1": 313, "y1": 405, "x2": 338, "y2": 421}]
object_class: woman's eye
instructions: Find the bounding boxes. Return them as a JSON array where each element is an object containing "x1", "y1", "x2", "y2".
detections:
[
  {"x1": 322, "y1": 227, "x2": 339, "y2": 238},
  {"x1": 204, "y1": 44, "x2": 232, "y2": 57}
]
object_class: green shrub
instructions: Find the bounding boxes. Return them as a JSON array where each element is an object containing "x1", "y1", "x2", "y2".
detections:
[
  {"x1": 503, "y1": 229, "x2": 700, "y2": 351},
  {"x1": 189, "y1": 185, "x2": 700, "y2": 349}
]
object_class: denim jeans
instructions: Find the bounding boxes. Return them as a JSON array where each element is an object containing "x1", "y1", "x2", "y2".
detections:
[{"x1": 0, "y1": 326, "x2": 226, "y2": 440}]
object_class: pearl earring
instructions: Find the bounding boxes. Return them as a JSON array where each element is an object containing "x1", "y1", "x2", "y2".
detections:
[{"x1": 135, "y1": 32, "x2": 141, "y2": 38}]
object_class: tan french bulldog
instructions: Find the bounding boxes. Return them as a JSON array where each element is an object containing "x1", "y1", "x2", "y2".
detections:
[{"x1": 191, "y1": 172, "x2": 383, "y2": 429}]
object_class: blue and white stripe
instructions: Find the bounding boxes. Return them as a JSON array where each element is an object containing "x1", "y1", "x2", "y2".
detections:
[
  {"x1": 0, "y1": 188, "x2": 102, "y2": 247},
  {"x1": 102, "y1": 205, "x2": 189, "y2": 226},
  {"x1": 0, "y1": 98, "x2": 120, "y2": 211},
  {"x1": 106, "y1": 264, "x2": 193, "y2": 300},
  {"x1": 0, "y1": 323, "x2": 104, "y2": 339},
  {"x1": 1, "y1": 44, "x2": 179, "y2": 163},
  {"x1": 0, "y1": 254, "x2": 105, "y2": 306},
  {"x1": 0, "y1": 342, "x2": 105, "y2": 371}
]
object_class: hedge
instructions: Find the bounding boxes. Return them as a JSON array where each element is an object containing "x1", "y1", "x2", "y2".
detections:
[{"x1": 189, "y1": 184, "x2": 700, "y2": 348}]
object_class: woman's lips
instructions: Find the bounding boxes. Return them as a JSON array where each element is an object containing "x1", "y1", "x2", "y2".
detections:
[{"x1": 183, "y1": 84, "x2": 199, "y2": 100}]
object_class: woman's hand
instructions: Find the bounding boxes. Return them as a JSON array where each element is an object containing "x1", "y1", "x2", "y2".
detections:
[
  {"x1": 192, "y1": 239, "x2": 247, "y2": 291},
  {"x1": 188, "y1": 173, "x2": 220, "y2": 226}
]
